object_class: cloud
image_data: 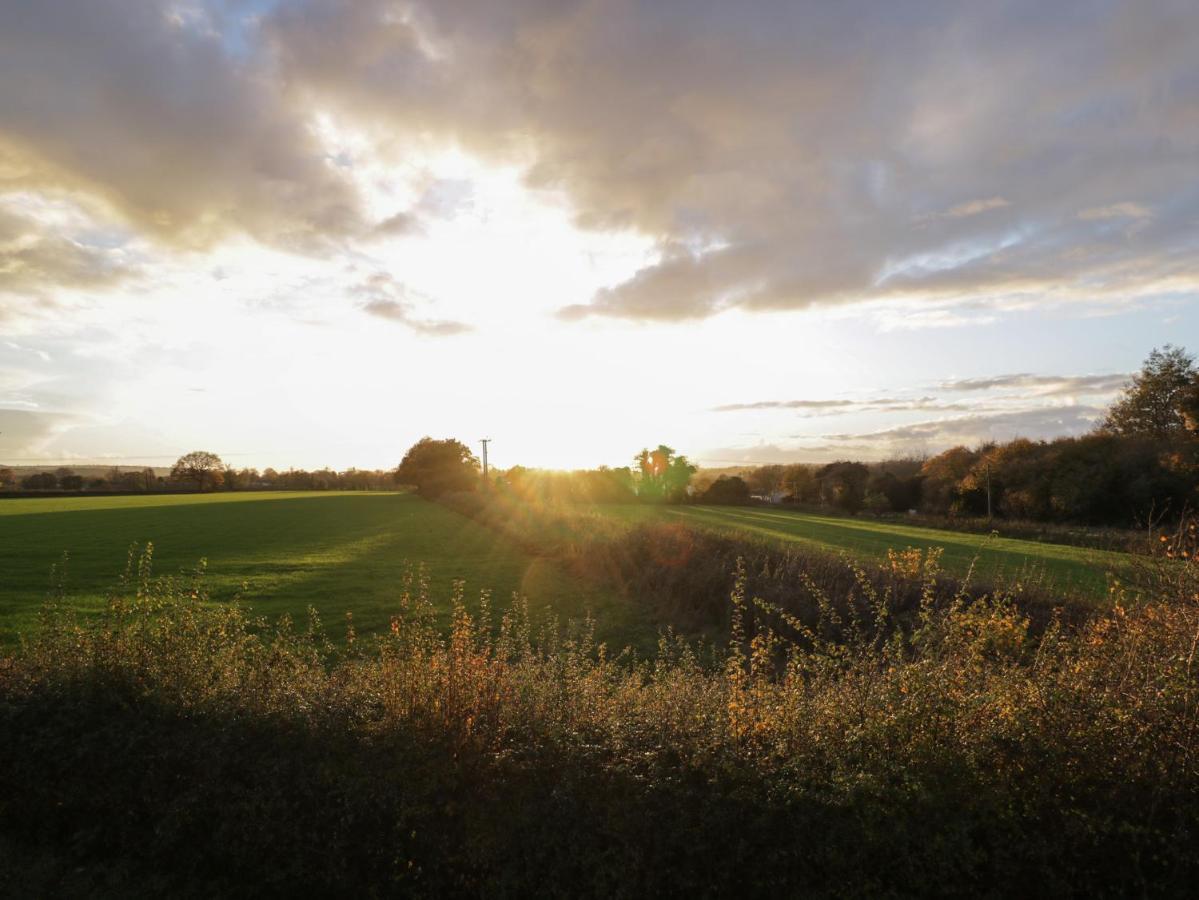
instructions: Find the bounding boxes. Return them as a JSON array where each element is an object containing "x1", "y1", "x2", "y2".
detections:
[
  {"x1": 822, "y1": 406, "x2": 1105, "y2": 447},
  {"x1": 713, "y1": 369, "x2": 1130, "y2": 416},
  {"x1": 263, "y1": 0, "x2": 1199, "y2": 322},
  {"x1": 0, "y1": 407, "x2": 79, "y2": 456},
  {"x1": 0, "y1": 205, "x2": 135, "y2": 309},
  {"x1": 3, "y1": 0, "x2": 1196, "y2": 329},
  {"x1": 354, "y1": 272, "x2": 472, "y2": 336},
  {"x1": 1078, "y1": 202, "x2": 1152, "y2": 221},
  {"x1": 0, "y1": 0, "x2": 364, "y2": 251},
  {"x1": 695, "y1": 443, "x2": 847, "y2": 466},
  {"x1": 373, "y1": 211, "x2": 420, "y2": 238},
  {"x1": 712, "y1": 396, "x2": 974, "y2": 415},
  {"x1": 937, "y1": 373, "x2": 1129, "y2": 396},
  {"x1": 939, "y1": 197, "x2": 1010, "y2": 219}
]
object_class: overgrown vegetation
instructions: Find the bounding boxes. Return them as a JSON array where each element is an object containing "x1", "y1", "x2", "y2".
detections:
[
  {"x1": 443, "y1": 490, "x2": 1122, "y2": 616},
  {"x1": 2, "y1": 526, "x2": 1197, "y2": 895}
]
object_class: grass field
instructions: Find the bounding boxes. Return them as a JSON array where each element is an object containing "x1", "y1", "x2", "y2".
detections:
[
  {"x1": 0, "y1": 492, "x2": 648, "y2": 649},
  {"x1": 0, "y1": 492, "x2": 1127, "y2": 649},
  {"x1": 601, "y1": 503, "x2": 1124, "y2": 598}
]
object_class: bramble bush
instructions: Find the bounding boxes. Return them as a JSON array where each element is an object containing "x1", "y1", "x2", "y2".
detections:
[
  {"x1": 1, "y1": 529, "x2": 1198, "y2": 895},
  {"x1": 440, "y1": 490, "x2": 1086, "y2": 636}
]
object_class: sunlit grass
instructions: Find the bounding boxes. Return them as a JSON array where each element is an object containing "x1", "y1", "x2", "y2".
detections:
[
  {"x1": 0, "y1": 491, "x2": 650, "y2": 650},
  {"x1": 599, "y1": 503, "x2": 1120, "y2": 598}
]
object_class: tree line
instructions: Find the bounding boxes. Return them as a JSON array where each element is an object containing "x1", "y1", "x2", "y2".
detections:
[
  {"x1": 0, "y1": 454, "x2": 394, "y2": 494},
  {"x1": 392, "y1": 437, "x2": 698, "y2": 504},
  {"x1": 392, "y1": 345, "x2": 1199, "y2": 529},
  {"x1": 721, "y1": 345, "x2": 1199, "y2": 526},
  {"x1": 7, "y1": 344, "x2": 1195, "y2": 528}
]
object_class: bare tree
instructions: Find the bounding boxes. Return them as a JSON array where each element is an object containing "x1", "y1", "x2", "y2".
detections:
[{"x1": 171, "y1": 451, "x2": 225, "y2": 492}]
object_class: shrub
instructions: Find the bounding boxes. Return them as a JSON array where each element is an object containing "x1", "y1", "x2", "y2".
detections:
[{"x1": 2, "y1": 538, "x2": 1198, "y2": 895}]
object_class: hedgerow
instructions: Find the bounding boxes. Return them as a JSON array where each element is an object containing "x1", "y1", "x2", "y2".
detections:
[{"x1": 1, "y1": 532, "x2": 1197, "y2": 895}]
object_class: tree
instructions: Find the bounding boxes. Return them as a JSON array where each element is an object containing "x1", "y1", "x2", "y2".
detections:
[
  {"x1": 395, "y1": 437, "x2": 480, "y2": 499},
  {"x1": 746, "y1": 465, "x2": 785, "y2": 498},
  {"x1": 1103, "y1": 345, "x2": 1198, "y2": 439},
  {"x1": 701, "y1": 475, "x2": 751, "y2": 505},
  {"x1": 815, "y1": 461, "x2": 870, "y2": 513},
  {"x1": 171, "y1": 451, "x2": 226, "y2": 491},
  {"x1": 633, "y1": 444, "x2": 696, "y2": 502},
  {"x1": 781, "y1": 464, "x2": 817, "y2": 503},
  {"x1": 21, "y1": 472, "x2": 57, "y2": 490},
  {"x1": 867, "y1": 471, "x2": 923, "y2": 513},
  {"x1": 0, "y1": 467, "x2": 14, "y2": 490},
  {"x1": 920, "y1": 446, "x2": 980, "y2": 515},
  {"x1": 1181, "y1": 380, "x2": 1199, "y2": 433}
]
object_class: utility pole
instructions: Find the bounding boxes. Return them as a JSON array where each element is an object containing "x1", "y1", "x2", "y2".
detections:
[
  {"x1": 479, "y1": 438, "x2": 490, "y2": 491},
  {"x1": 984, "y1": 462, "x2": 993, "y2": 524}
]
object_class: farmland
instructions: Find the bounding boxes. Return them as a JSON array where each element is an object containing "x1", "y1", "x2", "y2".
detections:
[
  {"x1": 0, "y1": 491, "x2": 1126, "y2": 651},
  {"x1": 601, "y1": 503, "x2": 1123, "y2": 599},
  {"x1": 2, "y1": 489, "x2": 1194, "y2": 895},
  {"x1": 0, "y1": 491, "x2": 647, "y2": 649}
]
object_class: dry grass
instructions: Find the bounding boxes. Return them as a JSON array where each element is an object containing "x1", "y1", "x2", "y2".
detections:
[{"x1": 2, "y1": 529, "x2": 1198, "y2": 895}]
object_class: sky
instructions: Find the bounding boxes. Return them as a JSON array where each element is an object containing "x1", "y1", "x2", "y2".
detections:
[{"x1": 1, "y1": 0, "x2": 1197, "y2": 472}]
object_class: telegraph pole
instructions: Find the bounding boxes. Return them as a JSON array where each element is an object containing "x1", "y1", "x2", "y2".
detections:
[{"x1": 479, "y1": 438, "x2": 490, "y2": 491}]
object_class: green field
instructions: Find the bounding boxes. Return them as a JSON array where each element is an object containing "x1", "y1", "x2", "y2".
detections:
[
  {"x1": 0, "y1": 493, "x2": 1125, "y2": 649},
  {"x1": 0, "y1": 492, "x2": 649, "y2": 649},
  {"x1": 601, "y1": 504, "x2": 1123, "y2": 598}
]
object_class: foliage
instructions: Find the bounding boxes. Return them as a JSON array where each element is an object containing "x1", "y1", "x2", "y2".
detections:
[
  {"x1": 20, "y1": 472, "x2": 58, "y2": 490},
  {"x1": 395, "y1": 437, "x2": 480, "y2": 499},
  {"x1": 745, "y1": 464, "x2": 785, "y2": 497},
  {"x1": 955, "y1": 434, "x2": 1194, "y2": 524},
  {"x1": 500, "y1": 465, "x2": 636, "y2": 504},
  {"x1": 867, "y1": 469, "x2": 923, "y2": 512},
  {"x1": 633, "y1": 444, "x2": 695, "y2": 502},
  {"x1": 170, "y1": 451, "x2": 225, "y2": 492},
  {"x1": 815, "y1": 460, "x2": 870, "y2": 513},
  {"x1": 1104, "y1": 344, "x2": 1198, "y2": 439},
  {"x1": 2, "y1": 539, "x2": 1197, "y2": 895},
  {"x1": 441, "y1": 491, "x2": 1109, "y2": 625},
  {"x1": 700, "y1": 474, "x2": 751, "y2": 505}
]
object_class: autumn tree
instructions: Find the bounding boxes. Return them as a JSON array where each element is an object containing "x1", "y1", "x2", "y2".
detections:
[
  {"x1": 746, "y1": 465, "x2": 785, "y2": 498},
  {"x1": 1103, "y1": 345, "x2": 1198, "y2": 439},
  {"x1": 781, "y1": 464, "x2": 817, "y2": 503},
  {"x1": 395, "y1": 437, "x2": 480, "y2": 499},
  {"x1": 171, "y1": 451, "x2": 226, "y2": 492},
  {"x1": 701, "y1": 475, "x2": 751, "y2": 505},
  {"x1": 0, "y1": 467, "x2": 14, "y2": 490},
  {"x1": 815, "y1": 461, "x2": 870, "y2": 513},
  {"x1": 920, "y1": 446, "x2": 980, "y2": 515},
  {"x1": 1181, "y1": 380, "x2": 1199, "y2": 433}
]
